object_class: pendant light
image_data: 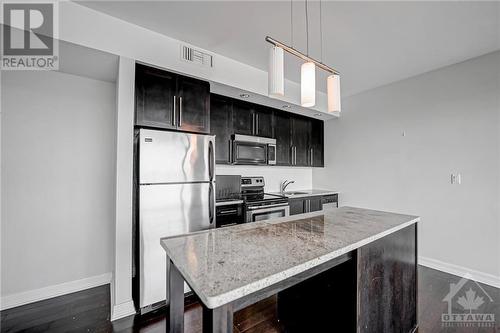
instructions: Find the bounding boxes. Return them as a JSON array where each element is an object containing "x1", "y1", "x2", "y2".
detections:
[
  {"x1": 320, "y1": 0, "x2": 341, "y2": 112},
  {"x1": 268, "y1": 46, "x2": 284, "y2": 97},
  {"x1": 301, "y1": 0, "x2": 315, "y2": 107},
  {"x1": 327, "y1": 74, "x2": 341, "y2": 112},
  {"x1": 266, "y1": 0, "x2": 341, "y2": 112},
  {"x1": 301, "y1": 62, "x2": 315, "y2": 107}
]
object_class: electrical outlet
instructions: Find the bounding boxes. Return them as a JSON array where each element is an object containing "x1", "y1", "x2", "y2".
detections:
[{"x1": 451, "y1": 173, "x2": 462, "y2": 185}]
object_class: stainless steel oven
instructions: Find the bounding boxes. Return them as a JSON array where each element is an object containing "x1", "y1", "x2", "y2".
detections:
[
  {"x1": 232, "y1": 134, "x2": 276, "y2": 165},
  {"x1": 246, "y1": 202, "x2": 290, "y2": 222}
]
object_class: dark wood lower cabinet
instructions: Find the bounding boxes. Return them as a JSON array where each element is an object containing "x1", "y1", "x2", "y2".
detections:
[
  {"x1": 277, "y1": 224, "x2": 417, "y2": 333},
  {"x1": 357, "y1": 224, "x2": 417, "y2": 333},
  {"x1": 289, "y1": 196, "x2": 323, "y2": 215},
  {"x1": 288, "y1": 198, "x2": 305, "y2": 215}
]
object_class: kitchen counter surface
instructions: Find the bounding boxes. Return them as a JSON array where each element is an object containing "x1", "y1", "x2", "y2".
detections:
[
  {"x1": 160, "y1": 206, "x2": 419, "y2": 309},
  {"x1": 269, "y1": 189, "x2": 339, "y2": 199}
]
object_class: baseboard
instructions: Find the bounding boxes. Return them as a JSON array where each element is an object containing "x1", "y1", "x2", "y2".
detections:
[
  {"x1": 0, "y1": 272, "x2": 112, "y2": 311},
  {"x1": 111, "y1": 300, "x2": 136, "y2": 321},
  {"x1": 419, "y1": 256, "x2": 500, "y2": 288}
]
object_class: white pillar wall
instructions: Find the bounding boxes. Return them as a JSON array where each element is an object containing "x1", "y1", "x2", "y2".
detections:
[{"x1": 112, "y1": 57, "x2": 136, "y2": 320}]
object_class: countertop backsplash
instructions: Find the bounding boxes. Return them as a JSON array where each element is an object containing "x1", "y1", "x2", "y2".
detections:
[{"x1": 216, "y1": 165, "x2": 313, "y2": 193}]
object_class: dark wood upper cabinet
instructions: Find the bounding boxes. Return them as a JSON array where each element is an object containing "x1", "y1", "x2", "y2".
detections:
[
  {"x1": 274, "y1": 111, "x2": 292, "y2": 166},
  {"x1": 254, "y1": 107, "x2": 273, "y2": 138},
  {"x1": 291, "y1": 115, "x2": 311, "y2": 167},
  {"x1": 177, "y1": 76, "x2": 210, "y2": 134},
  {"x1": 232, "y1": 102, "x2": 254, "y2": 136},
  {"x1": 135, "y1": 63, "x2": 210, "y2": 134},
  {"x1": 206, "y1": 92, "x2": 324, "y2": 168},
  {"x1": 210, "y1": 95, "x2": 233, "y2": 164},
  {"x1": 135, "y1": 64, "x2": 177, "y2": 129},
  {"x1": 310, "y1": 119, "x2": 324, "y2": 167}
]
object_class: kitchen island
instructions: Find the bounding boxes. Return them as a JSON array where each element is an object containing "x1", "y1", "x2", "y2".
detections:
[{"x1": 161, "y1": 207, "x2": 419, "y2": 333}]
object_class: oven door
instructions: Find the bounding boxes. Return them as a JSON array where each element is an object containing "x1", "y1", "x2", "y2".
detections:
[
  {"x1": 233, "y1": 141, "x2": 268, "y2": 165},
  {"x1": 246, "y1": 203, "x2": 290, "y2": 222}
]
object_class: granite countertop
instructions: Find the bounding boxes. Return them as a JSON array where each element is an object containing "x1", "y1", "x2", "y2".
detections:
[
  {"x1": 160, "y1": 206, "x2": 419, "y2": 309},
  {"x1": 269, "y1": 189, "x2": 339, "y2": 199}
]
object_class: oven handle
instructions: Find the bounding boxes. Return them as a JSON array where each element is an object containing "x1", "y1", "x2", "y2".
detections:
[{"x1": 246, "y1": 203, "x2": 289, "y2": 211}]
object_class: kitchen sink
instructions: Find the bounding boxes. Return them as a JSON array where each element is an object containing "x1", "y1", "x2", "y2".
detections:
[{"x1": 282, "y1": 191, "x2": 308, "y2": 195}]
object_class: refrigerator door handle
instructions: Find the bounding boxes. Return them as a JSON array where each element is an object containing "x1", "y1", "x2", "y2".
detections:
[{"x1": 209, "y1": 182, "x2": 215, "y2": 226}]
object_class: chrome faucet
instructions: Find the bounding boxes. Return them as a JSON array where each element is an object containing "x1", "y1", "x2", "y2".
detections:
[{"x1": 281, "y1": 180, "x2": 295, "y2": 194}]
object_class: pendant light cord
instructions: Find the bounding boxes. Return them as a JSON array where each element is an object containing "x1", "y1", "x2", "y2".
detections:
[
  {"x1": 305, "y1": 0, "x2": 309, "y2": 56},
  {"x1": 320, "y1": 0, "x2": 323, "y2": 63},
  {"x1": 290, "y1": 0, "x2": 294, "y2": 48}
]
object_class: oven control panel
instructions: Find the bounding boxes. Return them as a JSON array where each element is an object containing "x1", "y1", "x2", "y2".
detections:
[{"x1": 241, "y1": 177, "x2": 265, "y2": 187}]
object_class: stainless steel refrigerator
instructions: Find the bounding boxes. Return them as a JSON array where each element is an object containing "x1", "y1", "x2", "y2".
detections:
[{"x1": 138, "y1": 129, "x2": 215, "y2": 311}]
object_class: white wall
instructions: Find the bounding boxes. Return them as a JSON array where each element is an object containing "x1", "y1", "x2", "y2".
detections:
[
  {"x1": 216, "y1": 165, "x2": 313, "y2": 193},
  {"x1": 57, "y1": 2, "x2": 333, "y2": 118},
  {"x1": 1, "y1": 71, "x2": 117, "y2": 304},
  {"x1": 313, "y1": 51, "x2": 500, "y2": 281},
  {"x1": 111, "y1": 57, "x2": 136, "y2": 320}
]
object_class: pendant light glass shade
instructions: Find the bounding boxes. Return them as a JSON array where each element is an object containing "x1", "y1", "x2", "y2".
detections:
[
  {"x1": 268, "y1": 46, "x2": 284, "y2": 97},
  {"x1": 327, "y1": 74, "x2": 341, "y2": 112},
  {"x1": 301, "y1": 62, "x2": 315, "y2": 107}
]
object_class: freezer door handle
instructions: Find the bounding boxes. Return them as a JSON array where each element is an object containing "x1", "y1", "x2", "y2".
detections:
[{"x1": 208, "y1": 139, "x2": 215, "y2": 181}]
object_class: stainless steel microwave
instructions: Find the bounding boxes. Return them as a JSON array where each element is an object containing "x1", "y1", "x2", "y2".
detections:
[{"x1": 231, "y1": 134, "x2": 276, "y2": 165}]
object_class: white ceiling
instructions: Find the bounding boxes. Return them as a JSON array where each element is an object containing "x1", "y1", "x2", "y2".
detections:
[{"x1": 79, "y1": 1, "x2": 499, "y2": 97}]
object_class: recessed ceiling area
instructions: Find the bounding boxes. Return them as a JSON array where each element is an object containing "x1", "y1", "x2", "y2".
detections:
[{"x1": 79, "y1": 1, "x2": 499, "y2": 97}]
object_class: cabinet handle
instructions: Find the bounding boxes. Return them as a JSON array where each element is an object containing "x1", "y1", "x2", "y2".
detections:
[
  {"x1": 179, "y1": 96, "x2": 183, "y2": 127},
  {"x1": 256, "y1": 114, "x2": 259, "y2": 135},
  {"x1": 173, "y1": 95, "x2": 177, "y2": 126},
  {"x1": 294, "y1": 146, "x2": 297, "y2": 165},
  {"x1": 229, "y1": 140, "x2": 233, "y2": 164},
  {"x1": 252, "y1": 113, "x2": 256, "y2": 135}
]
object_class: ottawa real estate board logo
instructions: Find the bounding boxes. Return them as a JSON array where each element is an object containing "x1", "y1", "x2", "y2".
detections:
[
  {"x1": 1, "y1": 1, "x2": 59, "y2": 70},
  {"x1": 442, "y1": 275, "x2": 496, "y2": 328}
]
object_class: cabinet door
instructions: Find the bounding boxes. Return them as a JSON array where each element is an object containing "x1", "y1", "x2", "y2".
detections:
[
  {"x1": 135, "y1": 64, "x2": 177, "y2": 129},
  {"x1": 177, "y1": 76, "x2": 210, "y2": 134},
  {"x1": 289, "y1": 199, "x2": 305, "y2": 215},
  {"x1": 232, "y1": 102, "x2": 254, "y2": 136},
  {"x1": 291, "y1": 116, "x2": 311, "y2": 166},
  {"x1": 310, "y1": 119, "x2": 324, "y2": 167},
  {"x1": 210, "y1": 95, "x2": 233, "y2": 164},
  {"x1": 274, "y1": 112, "x2": 292, "y2": 166},
  {"x1": 308, "y1": 197, "x2": 322, "y2": 212},
  {"x1": 255, "y1": 107, "x2": 273, "y2": 138}
]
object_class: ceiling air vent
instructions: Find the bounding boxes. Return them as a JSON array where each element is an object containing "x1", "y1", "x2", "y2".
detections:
[{"x1": 180, "y1": 45, "x2": 213, "y2": 68}]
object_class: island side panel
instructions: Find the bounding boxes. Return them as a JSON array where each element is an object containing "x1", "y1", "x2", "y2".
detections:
[{"x1": 357, "y1": 224, "x2": 417, "y2": 333}]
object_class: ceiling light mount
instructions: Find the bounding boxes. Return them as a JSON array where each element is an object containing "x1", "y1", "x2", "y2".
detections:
[{"x1": 265, "y1": 36, "x2": 340, "y2": 76}]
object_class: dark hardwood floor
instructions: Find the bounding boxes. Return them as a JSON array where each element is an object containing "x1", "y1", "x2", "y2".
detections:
[{"x1": 1, "y1": 266, "x2": 498, "y2": 333}]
